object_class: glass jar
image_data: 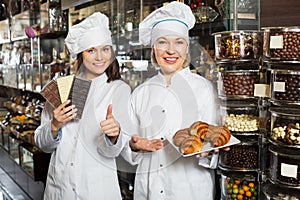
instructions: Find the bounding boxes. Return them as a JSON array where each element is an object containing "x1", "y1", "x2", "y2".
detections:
[
  {"x1": 218, "y1": 70, "x2": 260, "y2": 99},
  {"x1": 213, "y1": 30, "x2": 263, "y2": 61},
  {"x1": 263, "y1": 27, "x2": 300, "y2": 61},
  {"x1": 269, "y1": 145, "x2": 300, "y2": 187},
  {"x1": 219, "y1": 139, "x2": 259, "y2": 170},
  {"x1": 269, "y1": 69, "x2": 300, "y2": 106},
  {"x1": 221, "y1": 101, "x2": 259, "y2": 135},
  {"x1": 269, "y1": 107, "x2": 300, "y2": 147},
  {"x1": 263, "y1": 183, "x2": 300, "y2": 199},
  {"x1": 220, "y1": 169, "x2": 259, "y2": 200}
]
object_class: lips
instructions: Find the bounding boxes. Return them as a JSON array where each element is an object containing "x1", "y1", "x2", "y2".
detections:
[
  {"x1": 93, "y1": 62, "x2": 106, "y2": 67},
  {"x1": 164, "y1": 57, "x2": 178, "y2": 64}
]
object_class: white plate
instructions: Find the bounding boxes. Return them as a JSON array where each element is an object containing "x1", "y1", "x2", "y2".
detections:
[{"x1": 167, "y1": 135, "x2": 241, "y2": 157}]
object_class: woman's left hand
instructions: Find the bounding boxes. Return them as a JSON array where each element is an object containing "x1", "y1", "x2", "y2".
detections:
[
  {"x1": 100, "y1": 104, "x2": 120, "y2": 144},
  {"x1": 129, "y1": 136, "x2": 163, "y2": 152}
]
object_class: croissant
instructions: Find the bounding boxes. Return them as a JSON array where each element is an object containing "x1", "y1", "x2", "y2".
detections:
[
  {"x1": 189, "y1": 121, "x2": 209, "y2": 140},
  {"x1": 180, "y1": 136, "x2": 203, "y2": 155},
  {"x1": 206, "y1": 126, "x2": 231, "y2": 147},
  {"x1": 173, "y1": 128, "x2": 190, "y2": 146}
]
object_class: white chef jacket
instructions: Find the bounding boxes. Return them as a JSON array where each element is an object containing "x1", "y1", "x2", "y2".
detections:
[
  {"x1": 131, "y1": 67, "x2": 220, "y2": 200},
  {"x1": 34, "y1": 73, "x2": 136, "y2": 200}
]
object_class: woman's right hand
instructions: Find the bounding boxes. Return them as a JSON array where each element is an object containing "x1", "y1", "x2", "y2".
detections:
[{"x1": 51, "y1": 100, "x2": 77, "y2": 138}]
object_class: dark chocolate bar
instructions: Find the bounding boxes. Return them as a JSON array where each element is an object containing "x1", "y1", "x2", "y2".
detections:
[{"x1": 69, "y1": 77, "x2": 91, "y2": 119}]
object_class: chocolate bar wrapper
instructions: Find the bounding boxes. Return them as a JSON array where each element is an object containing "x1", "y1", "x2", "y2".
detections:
[
  {"x1": 40, "y1": 80, "x2": 61, "y2": 108},
  {"x1": 69, "y1": 77, "x2": 91, "y2": 119}
]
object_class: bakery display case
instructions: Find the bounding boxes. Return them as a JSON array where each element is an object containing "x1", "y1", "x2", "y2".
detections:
[
  {"x1": 269, "y1": 107, "x2": 300, "y2": 148},
  {"x1": 261, "y1": 25, "x2": 300, "y2": 197},
  {"x1": 269, "y1": 145, "x2": 300, "y2": 187},
  {"x1": 263, "y1": 183, "x2": 300, "y2": 200},
  {"x1": 19, "y1": 142, "x2": 51, "y2": 183},
  {"x1": 219, "y1": 169, "x2": 260, "y2": 200},
  {"x1": 8, "y1": 133, "x2": 20, "y2": 164},
  {"x1": 218, "y1": 70, "x2": 260, "y2": 99},
  {"x1": 221, "y1": 101, "x2": 259, "y2": 135},
  {"x1": 219, "y1": 138, "x2": 259, "y2": 170},
  {"x1": 262, "y1": 27, "x2": 300, "y2": 61},
  {"x1": 269, "y1": 69, "x2": 300, "y2": 106},
  {"x1": 213, "y1": 31, "x2": 263, "y2": 61}
]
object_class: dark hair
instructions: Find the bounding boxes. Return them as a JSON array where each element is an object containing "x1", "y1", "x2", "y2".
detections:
[{"x1": 75, "y1": 46, "x2": 121, "y2": 83}]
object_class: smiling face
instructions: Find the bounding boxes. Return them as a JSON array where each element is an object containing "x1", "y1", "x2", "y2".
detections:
[
  {"x1": 153, "y1": 35, "x2": 189, "y2": 77},
  {"x1": 82, "y1": 45, "x2": 113, "y2": 80}
]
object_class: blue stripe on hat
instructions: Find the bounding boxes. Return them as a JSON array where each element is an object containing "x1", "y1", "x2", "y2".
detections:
[{"x1": 152, "y1": 19, "x2": 188, "y2": 29}]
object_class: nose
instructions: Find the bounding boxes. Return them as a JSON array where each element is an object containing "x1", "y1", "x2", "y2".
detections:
[
  {"x1": 95, "y1": 51, "x2": 103, "y2": 60},
  {"x1": 166, "y1": 43, "x2": 176, "y2": 53}
]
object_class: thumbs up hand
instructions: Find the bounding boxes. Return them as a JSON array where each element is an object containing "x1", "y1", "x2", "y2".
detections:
[{"x1": 100, "y1": 104, "x2": 120, "y2": 144}]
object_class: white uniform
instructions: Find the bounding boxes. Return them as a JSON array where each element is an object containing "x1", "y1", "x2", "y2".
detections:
[
  {"x1": 131, "y1": 68, "x2": 220, "y2": 200},
  {"x1": 35, "y1": 73, "x2": 135, "y2": 200}
]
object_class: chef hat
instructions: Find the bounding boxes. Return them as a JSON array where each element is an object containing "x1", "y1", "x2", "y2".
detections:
[
  {"x1": 65, "y1": 12, "x2": 112, "y2": 58},
  {"x1": 139, "y1": 1, "x2": 195, "y2": 46}
]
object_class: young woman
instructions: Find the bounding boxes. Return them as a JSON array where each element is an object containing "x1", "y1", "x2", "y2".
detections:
[
  {"x1": 34, "y1": 12, "x2": 162, "y2": 200},
  {"x1": 131, "y1": 2, "x2": 221, "y2": 199}
]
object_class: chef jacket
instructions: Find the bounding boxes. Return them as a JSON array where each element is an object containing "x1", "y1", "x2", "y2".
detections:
[
  {"x1": 131, "y1": 67, "x2": 220, "y2": 200},
  {"x1": 34, "y1": 73, "x2": 136, "y2": 200}
]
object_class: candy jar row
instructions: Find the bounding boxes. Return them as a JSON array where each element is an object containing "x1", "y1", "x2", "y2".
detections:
[
  {"x1": 262, "y1": 26, "x2": 300, "y2": 199},
  {"x1": 212, "y1": 29, "x2": 265, "y2": 200}
]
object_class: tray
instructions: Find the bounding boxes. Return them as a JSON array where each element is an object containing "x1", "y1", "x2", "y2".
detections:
[{"x1": 167, "y1": 134, "x2": 241, "y2": 157}]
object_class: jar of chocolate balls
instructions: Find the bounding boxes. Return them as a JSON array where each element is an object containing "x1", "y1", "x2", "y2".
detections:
[
  {"x1": 219, "y1": 139, "x2": 259, "y2": 170},
  {"x1": 269, "y1": 145, "x2": 300, "y2": 187},
  {"x1": 269, "y1": 107, "x2": 300, "y2": 147},
  {"x1": 263, "y1": 183, "x2": 300, "y2": 200},
  {"x1": 220, "y1": 169, "x2": 259, "y2": 200},
  {"x1": 269, "y1": 69, "x2": 300, "y2": 106},
  {"x1": 218, "y1": 70, "x2": 260, "y2": 99},
  {"x1": 213, "y1": 31, "x2": 263, "y2": 61},
  {"x1": 263, "y1": 27, "x2": 300, "y2": 61},
  {"x1": 221, "y1": 102, "x2": 259, "y2": 135}
]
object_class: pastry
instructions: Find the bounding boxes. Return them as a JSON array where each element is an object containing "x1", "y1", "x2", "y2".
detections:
[
  {"x1": 180, "y1": 136, "x2": 203, "y2": 155},
  {"x1": 173, "y1": 128, "x2": 190, "y2": 146},
  {"x1": 189, "y1": 121, "x2": 209, "y2": 140},
  {"x1": 206, "y1": 126, "x2": 231, "y2": 147}
]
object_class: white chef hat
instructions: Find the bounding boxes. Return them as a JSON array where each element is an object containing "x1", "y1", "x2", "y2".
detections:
[
  {"x1": 139, "y1": 1, "x2": 195, "y2": 46},
  {"x1": 65, "y1": 12, "x2": 112, "y2": 58}
]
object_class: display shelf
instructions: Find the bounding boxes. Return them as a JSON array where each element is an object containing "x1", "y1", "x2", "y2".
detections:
[
  {"x1": 8, "y1": 133, "x2": 20, "y2": 165},
  {"x1": 19, "y1": 142, "x2": 50, "y2": 183}
]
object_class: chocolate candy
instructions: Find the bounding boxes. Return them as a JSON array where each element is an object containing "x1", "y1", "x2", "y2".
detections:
[
  {"x1": 271, "y1": 70, "x2": 300, "y2": 102},
  {"x1": 220, "y1": 143, "x2": 258, "y2": 169},
  {"x1": 269, "y1": 146, "x2": 300, "y2": 186},
  {"x1": 270, "y1": 107, "x2": 300, "y2": 146},
  {"x1": 214, "y1": 31, "x2": 263, "y2": 60},
  {"x1": 220, "y1": 71, "x2": 260, "y2": 96},
  {"x1": 263, "y1": 27, "x2": 300, "y2": 60}
]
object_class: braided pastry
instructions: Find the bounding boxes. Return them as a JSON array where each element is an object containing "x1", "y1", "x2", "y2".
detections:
[
  {"x1": 189, "y1": 121, "x2": 209, "y2": 140},
  {"x1": 180, "y1": 136, "x2": 203, "y2": 155},
  {"x1": 173, "y1": 128, "x2": 190, "y2": 146}
]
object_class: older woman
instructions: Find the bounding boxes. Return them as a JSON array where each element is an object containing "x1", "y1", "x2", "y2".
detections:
[{"x1": 131, "y1": 2, "x2": 221, "y2": 200}]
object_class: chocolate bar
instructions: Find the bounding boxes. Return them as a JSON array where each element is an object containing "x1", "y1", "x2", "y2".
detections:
[
  {"x1": 40, "y1": 80, "x2": 61, "y2": 108},
  {"x1": 69, "y1": 77, "x2": 91, "y2": 119}
]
